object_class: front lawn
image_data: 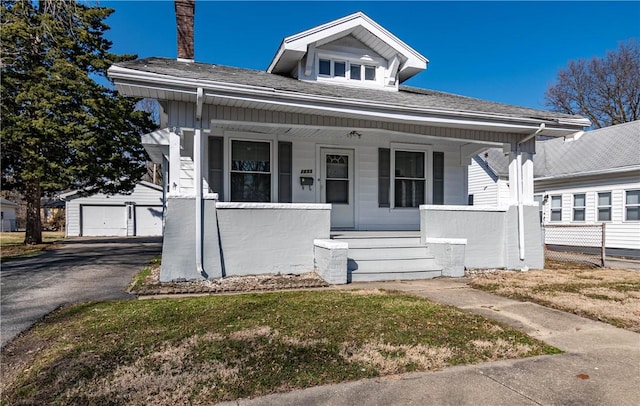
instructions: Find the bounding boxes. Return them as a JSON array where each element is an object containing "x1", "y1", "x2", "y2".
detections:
[
  {"x1": 470, "y1": 268, "x2": 640, "y2": 332},
  {"x1": 0, "y1": 231, "x2": 65, "y2": 260},
  {"x1": 1, "y1": 290, "x2": 559, "y2": 405}
]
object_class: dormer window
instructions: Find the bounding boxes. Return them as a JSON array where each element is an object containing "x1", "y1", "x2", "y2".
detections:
[{"x1": 318, "y1": 57, "x2": 378, "y2": 83}]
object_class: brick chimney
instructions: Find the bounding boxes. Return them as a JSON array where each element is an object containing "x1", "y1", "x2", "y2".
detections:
[{"x1": 175, "y1": 0, "x2": 195, "y2": 61}]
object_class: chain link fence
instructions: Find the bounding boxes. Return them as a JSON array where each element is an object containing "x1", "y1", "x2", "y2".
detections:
[{"x1": 543, "y1": 224, "x2": 606, "y2": 267}]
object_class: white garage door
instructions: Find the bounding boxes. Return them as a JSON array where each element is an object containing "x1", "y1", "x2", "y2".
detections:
[
  {"x1": 81, "y1": 205, "x2": 126, "y2": 236},
  {"x1": 135, "y1": 205, "x2": 163, "y2": 236}
]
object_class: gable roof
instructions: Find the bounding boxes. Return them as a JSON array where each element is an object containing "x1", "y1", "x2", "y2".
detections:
[
  {"x1": 0, "y1": 198, "x2": 18, "y2": 207},
  {"x1": 60, "y1": 181, "x2": 163, "y2": 201},
  {"x1": 267, "y1": 12, "x2": 428, "y2": 83},
  {"x1": 112, "y1": 57, "x2": 588, "y2": 133},
  {"x1": 477, "y1": 120, "x2": 640, "y2": 179}
]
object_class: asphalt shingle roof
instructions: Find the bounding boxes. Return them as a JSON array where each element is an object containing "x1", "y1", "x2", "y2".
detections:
[
  {"x1": 115, "y1": 57, "x2": 585, "y2": 123},
  {"x1": 478, "y1": 120, "x2": 640, "y2": 178}
]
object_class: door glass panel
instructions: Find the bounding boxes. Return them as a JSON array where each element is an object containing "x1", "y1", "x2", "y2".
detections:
[
  {"x1": 326, "y1": 180, "x2": 348, "y2": 204},
  {"x1": 326, "y1": 155, "x2": 348, "y2": 178},
  {"x1": 326, "y1": 154, "x2": 349, "y2": 204}
]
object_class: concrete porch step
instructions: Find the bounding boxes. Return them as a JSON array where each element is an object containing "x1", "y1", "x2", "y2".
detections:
[
  {"x1": 348, "y1": 246, "x2": 431, "y2": 260},
  {"x1": 335, "y1": 237, "x2": 422, "y2": 248},
  {"x1": 350, "y1": 269, "x2": 442, "y2": 282},
  {"x1": 348, "y1": 257, "x2": 441, "y2": 272},
  {"x1": 333, "y1": 232, "x2": 443, "y2": 282}
]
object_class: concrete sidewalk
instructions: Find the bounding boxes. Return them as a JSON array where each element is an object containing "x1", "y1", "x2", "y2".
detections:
[{"x1": 219, "y1": 278, "x2": 640, "y2": 406}]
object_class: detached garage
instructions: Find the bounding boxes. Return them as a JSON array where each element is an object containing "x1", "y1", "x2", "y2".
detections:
[{"x1": 63, "y1": 182, "x2": 164, "y2": 237}]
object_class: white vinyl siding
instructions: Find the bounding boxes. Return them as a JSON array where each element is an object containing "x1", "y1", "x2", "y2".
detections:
[{"x1": 537, "y1": 176, "x2": 640, "y2": 250}]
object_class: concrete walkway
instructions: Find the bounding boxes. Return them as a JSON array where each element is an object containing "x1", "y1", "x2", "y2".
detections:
[{"x1": 220, "y1": 278, "x2": 640, "y2": 406}]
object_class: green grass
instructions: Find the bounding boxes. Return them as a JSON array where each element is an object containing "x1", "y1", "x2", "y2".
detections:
[
  {"x1": 0, "y1": 231, "x2": 65, "y2": 260},
  {"x1": 1, "y1": 290, "x2": 559, "y2": 405},
  {"x1": 128, "y1": 255, "x2": 161, "y2": 292}
]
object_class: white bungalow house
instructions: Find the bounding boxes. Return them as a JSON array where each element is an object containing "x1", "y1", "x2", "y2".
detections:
[
  {"x1": 108, "y1": 6, "x2": 590, "y2": 283},
  {"x1": 468, "y1": 120, "x2": 640, "y2": 256}
]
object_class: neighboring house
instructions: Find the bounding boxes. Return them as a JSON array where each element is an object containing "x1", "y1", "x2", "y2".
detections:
[
  {"x1": 41, "y1": 197, "x2": 66, "y2": 231},
  {"x1": 107, "y1": 7, "x2": 589, "y2": 283},
  {"x1": 62, "y1": 182, "x2": 164, "y2": 237},
  {"x1": 0, "y1": 198, "x2": 18, "y2": 232},
  {"x1": 469, "y1": 120, "x2": 640, "y2": 255}
]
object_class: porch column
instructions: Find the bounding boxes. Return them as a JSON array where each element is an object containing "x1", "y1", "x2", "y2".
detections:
[
  {"x1": 521, "y1": 152, "x2": 534, "y2": 204},
  {"x1": 169, "y1": 128, "x2": 181, "y2": 194}
]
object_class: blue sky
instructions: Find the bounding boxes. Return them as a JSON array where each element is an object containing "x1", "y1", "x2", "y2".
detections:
[{"x1": 102, "y1": 1, "x2": 640, "y2": 110}]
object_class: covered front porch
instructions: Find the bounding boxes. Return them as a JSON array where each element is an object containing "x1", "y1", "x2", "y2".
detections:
[{"x1": 158, "y1": 193, "x2": 542, "y2": 283}]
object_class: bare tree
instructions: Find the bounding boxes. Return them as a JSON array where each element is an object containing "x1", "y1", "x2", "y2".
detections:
[{"x1": 545, "y1": 39, "x2": 640, "y2": 129}]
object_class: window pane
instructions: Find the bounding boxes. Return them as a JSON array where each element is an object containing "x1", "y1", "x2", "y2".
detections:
[
  {"x1": 395, "y1": 151, "x2": 424, "y2": 178},
  {"x1": 627, "y1": 190, "x2": 640, "y2": 205},
  {"x1": 598, "y1": 208, "x2": 611, "y2": 222},
  {"x1": 551, "y1": 210, "x2": 562, "y2": 221},
  {"x1": 365, "y1": 65, "x2": 376, "y2": 80},
  {"x1": 574, "y1": 194, "x2": 585, "y2": 207},
  {"x1": 326, "y1": 154, "x2": 348, "y2": 179},
  {"x1": 231, "y1": 173, "x2": 271, "y2": 202},
  {"x1": 350, "y1": 63, "x2": 361, "y2": 80},
  {"x1": 598, "y1": 192, "x2": 611, "y2": 206},
  {"x1": 232, "y1": 141, "x2": 270, "y2": 172},
  {"x1": 334, "y1": 61, "x2": 346, "y2": 77},
  {"x1": 326, "y1": 180, "x2": 348, "y2": 204},
  {"x1": 319, "y1": 59, "x2": 330, "y2": 75},
  {"x1": 395, "y1": 179, "x2": 425, "y2": 208},
  {"x1": 551, "y1": 196, "x2": 562, "y2": 209},
  {"x1": 573, "y1": 209, "x2": 585, "y2": 221},
  {"x1": 627, "y1": 207, "x2": 640, "y2": 221}
]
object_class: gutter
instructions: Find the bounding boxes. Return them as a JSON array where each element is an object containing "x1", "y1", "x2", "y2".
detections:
[
  {"x1": 194, "y1": 87, "x2": 206, "y2": 278},
  {"x1": 535, "y1": 166, "x2": 640, "y2": 182}
]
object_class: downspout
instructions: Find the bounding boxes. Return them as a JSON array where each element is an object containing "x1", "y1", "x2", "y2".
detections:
[
  {"x1": 195, "y1": 87, "x2": 207, "y2": 277},
  {"x1": 516, "y1": 123, "x2": 545, "y2": 261}
]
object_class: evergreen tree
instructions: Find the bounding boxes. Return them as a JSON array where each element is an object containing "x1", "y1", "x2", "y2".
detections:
[{"x1": 1, "y1": 0, "x2": 156, "y2": 244}]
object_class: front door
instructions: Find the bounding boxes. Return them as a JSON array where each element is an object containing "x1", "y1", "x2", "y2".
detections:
[{"x1": 321, "y1": 148, "x2": 355, "y2": 229}]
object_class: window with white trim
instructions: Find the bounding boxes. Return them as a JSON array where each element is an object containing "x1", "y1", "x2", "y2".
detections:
[
  {"x1": 626, "y1": 190, "x2": 640, "y2": 221},
  {"x1": 230, "y1": 140, "x2": 271, "y2": 202},
  {"x1": 573, "y1": 193, "x2": 585, "y2": 221},
  {"x1": 394, "y1": 150, "x2": 425, "y2": 208},
  {"x1": 318, "y1": 58, "x2": 377, "y2": 82},
  {"x1": 597, "y1": 192, "x2": 612, "y2": 222},
  {"x1": 550, "y1": 195, "x2": 562, "y2": 221}
]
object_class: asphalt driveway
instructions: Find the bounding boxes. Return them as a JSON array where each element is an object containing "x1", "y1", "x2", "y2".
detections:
[{"x1": 1, "y1": 237, "x2": 162, "y2": 348}]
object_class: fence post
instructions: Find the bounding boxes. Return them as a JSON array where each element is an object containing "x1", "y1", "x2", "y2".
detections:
[{"x1": 601, "y1": 223, "x2": 606, "y2": 268}]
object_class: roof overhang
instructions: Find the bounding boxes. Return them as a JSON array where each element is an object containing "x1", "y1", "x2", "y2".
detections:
[
  {"x1": 109, "y1": 64, "x2": 589, "y2": 139},
  {"x1": 267, "y1": 12, "x2": 428, "y2": 83},
  {"x1": 141, "y1": 127, "x2": 171, "y2": 163}
]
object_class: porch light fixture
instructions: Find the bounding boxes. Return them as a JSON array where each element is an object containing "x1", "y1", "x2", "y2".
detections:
[{"x1": 348, "y1": 130, "x2": 362, "y2": 138}]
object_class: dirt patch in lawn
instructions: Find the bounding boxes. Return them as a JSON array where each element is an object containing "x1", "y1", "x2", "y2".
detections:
[{"x1": 469, "y1": 268, "x2": 640, "y2": 332}]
